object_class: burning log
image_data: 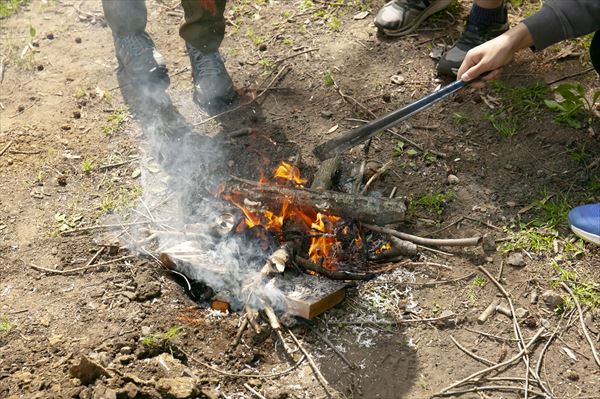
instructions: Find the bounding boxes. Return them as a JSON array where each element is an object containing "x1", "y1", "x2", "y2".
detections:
[
  {"x1": 310, "y1": 155, "x2": 340, "y2": 191},
  {"x1": 224, "y1": 177, "x2": 406, "y2": 225},
  {"x1": 369, "y1": 236, "x2": 417, "y2": 261},
  {"x1": 295, "y1": 257, "x2": 373, "y2": 281}
]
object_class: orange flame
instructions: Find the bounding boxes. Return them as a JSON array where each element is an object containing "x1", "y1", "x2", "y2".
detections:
[
  {"x1": 308, "y1": 213, "x2": 342, "y2": 269},
  {"x1": 375, "y1": 242, "x2": 392, "y2": 254},
  {"x1": 273, "y1": 161, "x2": 307, "y2": 186}
]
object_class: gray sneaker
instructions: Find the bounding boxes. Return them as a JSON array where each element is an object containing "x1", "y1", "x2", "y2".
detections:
[
  {"x1": 375, "y1": 0, "x2": 452, "y2": 36},
  {"x1": 113, "y1": 32, "x2": 169, "y2": 89},
  {"x1": 437, "y1": 21, "x2": 509, "y2": 76},
  {"x1": 186, "y1": 42, "x2": 236, "y2": 115}
]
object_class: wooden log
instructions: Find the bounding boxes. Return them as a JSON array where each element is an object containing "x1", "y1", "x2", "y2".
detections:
[
  {"x1": 369, "y1": 236, "x2": 417, "y2": 261},
  {"x1": 295, "y1": 257, "x2": 373, "y2": 281},
  {"x1": 225, "y1": 177, "x2": 406, "y2": 225},
  {"x1": 310, "y1": 155, "x2": 340, "y2": 191}
]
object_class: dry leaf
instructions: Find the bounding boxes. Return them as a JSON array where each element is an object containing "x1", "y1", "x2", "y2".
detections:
[
  {"x1": 327, "y1": 124, "x2": 339, "y2": 134},
  {"x1": 353, "y1": 11, "x2": 369, "y2": 20}
]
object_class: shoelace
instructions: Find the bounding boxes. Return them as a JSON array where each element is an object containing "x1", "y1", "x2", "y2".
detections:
[{"x1": 190, "y1": 50, "x2": 226, "y2": 79}]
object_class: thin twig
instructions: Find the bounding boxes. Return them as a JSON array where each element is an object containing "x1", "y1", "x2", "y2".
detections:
[
  {"x1": 435, "y1": 384, "x2": 546, "y2": 397},
  {"x1": 244, "y1": 383, "x2": 267, "y2": 399},
  {"x1": 363, "y1": 223, "x2": 481, "y2": 247},
  {"x1": 30, "y1": 255, "x2": 135, "y2": 275},
  {"x1": 194, "y1": 64, "x2": 290, "y2": 126},
  {"x1": 60, "y1": 220, "x2": 170, "y2": 235},
  {"x1": 464, "y1": 327, "x2": 520, "y2": 342},
  {"x1": 437, "y1": 327, "x2": 545, "y2": 394},
  {"x1": 288, "y1": 329, "x2": 333, "y2": 398},
  {"x1": 310, "y1": 326, "x2": 356, "y2": 369},
  {"x1": 0, "y1": 141, "x2": 13, "y2": 157},
  {"x1": 98, "y1": 157, "x2": 139, "y2": 171},
  {"x1": 399, "y1": 272, "x2": 475, "y2": 287},
  {"x1": 339, "y1": 313, "x2": 455, "y2": 326},
  {"x1": 184, "y1": 349, "x2": 306, "y2": 379},
  {"x1": 560, "y1": 282, "x2": 600, "y2": 368},
  {"x1": 361, "y1": 160, "x2": 393, "y2": 195},
  {"x1": 274, "y1": 48, "x2": 318, "y2": 65},
  {"x1": 450, "y1": 335, "x2": 496, "y2": 366},
  {"x1": 547, "y1": 66, "x2": 595, "y2": 85}
]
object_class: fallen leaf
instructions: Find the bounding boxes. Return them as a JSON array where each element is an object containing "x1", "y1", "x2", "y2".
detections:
[
  {"x1": 353, "y1": 11, "x2": 369, "y2": 20},
  {"x1": 327, "y1": 124, "x2": 339, "y2": 134},
  {"x1": 562, "y1": 347, "x2": 577, "y2": 361}
]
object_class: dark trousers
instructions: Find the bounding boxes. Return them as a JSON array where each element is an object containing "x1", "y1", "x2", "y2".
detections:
[{"x1": 101, "y1": 0, "x2": 226, "y2": 52}]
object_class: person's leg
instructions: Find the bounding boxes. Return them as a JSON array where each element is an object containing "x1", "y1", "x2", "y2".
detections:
[
  {"x1": 590, "y1": 31, "x2": 600, "y2": 75},
  {"x1": 374, "y1": 0, "x2": 453, "y2": 36},
  {"x1": 437, "y1": 0, "x2": 508, "y2": 76},
  {"x1": 179, "y1": 0, "x2": 235, "y2": 114},
  {"x1": 101, "y1": 0, "x2": 169, "y2": 87}
]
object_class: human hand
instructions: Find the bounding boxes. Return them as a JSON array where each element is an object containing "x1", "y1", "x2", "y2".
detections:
[{"x1": 457, "y1": 23, "x2": 534, "y2": 86}]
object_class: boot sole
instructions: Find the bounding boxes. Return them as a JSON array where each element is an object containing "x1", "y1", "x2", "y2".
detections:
[
  {"x1": 571, "y1": 225, "x2": 600, "y2": 245},
  {"x1": 380, "y1": 0, "x2": 453, "y2": 37}
]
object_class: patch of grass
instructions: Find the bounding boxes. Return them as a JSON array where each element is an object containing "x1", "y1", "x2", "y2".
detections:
[
  {"x1": 486, "y1": 80, "x2": 549, "y2": 137},
  {"x1": 102, "y1": 109, "x2": 128, "y2": 135},
  {"x1": 141, "y1": 326, "x2": 183, "y2": 347},
  {"x1": 328, "y1": 15, "x2": 341, "y2": 31},
  {"x1": 0, "y1": 0, "x2": 29, "y2": 18},
  {"x1": 245, "y1": 28, "x2": 264, "y2": 46},
  {"x1": 531, "y1": 194, "x2": 571, "y2": 229},
  {"x1": 410, "y1": 191, "x2": 453, "y2": 216},
  {"x1": 472, "y1": 275, "x2": 487, "y2": 288},
  {"x1": 0, "y1": 316, "x2": 14, "y2": 333},
  {"x1": 452, "y1": 111, "x2": 468, "y2": 125},
  {"x1": 500, "y1": 225, "x2": 557, "y2": 254},
  {"x1": 466, "y1": 275, "x2": 486, "y2": 304},
  {"x1": 544, "y1": 83, "x2": 599, "y2": 129},
  {"x1": 323, "y1": 70, "x2": 334, "y2": 87},
  {"x1": 81, "y1": 159, "x2": 93, "y2": 174},
  {"x1": 392, "y1": 141, "x2": 418, "y2": 157},
  {"x1": 551, "y1": 261, "x2": 600, "y2": 311},
  {"x1": 99, "y1": 185, "x2": 142, "y2": 218}
]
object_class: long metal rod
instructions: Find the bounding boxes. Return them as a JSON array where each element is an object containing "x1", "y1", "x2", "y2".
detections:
[{"x1": 313, "y1": 80, "x2": 466, "y2": 160}]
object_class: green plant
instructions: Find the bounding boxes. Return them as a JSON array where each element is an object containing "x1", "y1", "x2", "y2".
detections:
[
  {"x1": 245, "y1": 28, "x2": 264, "y2": 46},
  {"x1": 141, "y1": 326, "x2": 183, "y2": 347},
  {"x1": 328, "y1": 16, "x2": 341, "y2": 31},
  {"x1": 486, "y1": 113, "x2": 518, "y2": 138},
  {"x1": 544, "y1": 83, "x2": 599, "y2": 129},
  {"x1": 531, "y1": 194, "x2": 571, "y2": 229},
  {"x1": 392, "y1": 141, "x2": 418, "y2": 157},
  {"x1": 54, "y1": 212, "x2": 83, "y2": 233},
  {"x1": 99, "y1": 185, "x2": 142, "y2": 218},
  {"x1": 323, "y1": 70, "x2": 334, "y2": 87},
  {"x1": 0, "y1": 0, "x2": 29, "y2": 18},
  {"x1": 0, "y1": 316, "x2": 14, "y2": 333},
  {"x1": 550, "y1": 261, "x2": 600, "y2": 311},
  {"x1": 82, "y1": 159, "x2": 93, "y2": 174},
  {"x1": 452, "y1": 111, "x2": 467, "y2": 124},
  {"x1": 500, "y1": 225, "x2": 557, "y2": 253},
  {"x1": 472, "y1": 275, "x2": 487, "y2": 288},
  {"x1": 410, "y1": 191, "x2": 453, "y2": 216},
  {"x1": 102, "y1": 109, "x2": 128, "y2": 135}
]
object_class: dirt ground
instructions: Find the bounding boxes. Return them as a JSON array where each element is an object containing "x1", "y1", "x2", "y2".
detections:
[{"x1": 1, "y1": 1, "x2": 599, "y2": 398}]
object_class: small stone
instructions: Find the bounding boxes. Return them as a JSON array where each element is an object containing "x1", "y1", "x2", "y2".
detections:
[
  {"x1": 506, "y1": 201, "x2": 517, "y2": 207},
  {"x1": 70, "y1": 356, "x2": 111, "y2": 385},
  {"x1": 73, "y1": 111, "x2": 81, "y2": 119},
  {"x1": 118, "y1": 382, "x2": 139, "y2": 399},
  {"x1": 7, "y1": 158, "x2": 13, "y2": 165},
  {"x1": 507, "y1": 251, "x2": 526, "y2": 267},
  {"x1": 541, "y1": 290, "x2": 563, "y2": 310},
  {"x1": 227, "y1": 160, "x2": 234, "y2": 167},
  {"x1": 50, "y1": 247, "x2": 59, "y2": 255},
  {"x1": 46, "y1": 32, "x2": 54, "y2": 40},
  {"x1": 514, "y1": 307, "x2": 529, "y2": 319},
  {"x1": 119, "y1": 346, "x2": 132, "y2": 355},
  {"x1": 141, "y1": 326, "x2": 151, "y2": 336},
  {"x1": 390, "y1": 74, "x2": 405, "y2": 85},
  {"x1": 258, "y1": 43, "x2": 267, "y2": 51},
  {"x1": 75, "y1": 37, "x2": 82, "y2": 43},
  {"x1": 17, "y1": 105, "x2": 25, "y2": 112},
  {"x1": 447, "y1": 174, "x2": 459, "y2": 184},
  {"x1": 157, "y1": 377, "x2": 199, "y2": 399},
  {"x1": 37, "y1": 64, "x2": 44, "y2": 71},
  {"x1": 48, "y1": 334, "x2": 63, "y2": 345},
  {"x1": 484, "y1": 256, "x2": 493, "y2": 263},
  {"x1": 61, "y1": 125, "x2": 72, "y2": 131},
  {"x1": 565, "y1": 370, "x2": 579, "y2": 381},
  {"x1": 320, "y1": 110, "x2": 333, "y2": 118},
  {"x1": 56, "y1": 175, "x2": 67, "y2": 186}
]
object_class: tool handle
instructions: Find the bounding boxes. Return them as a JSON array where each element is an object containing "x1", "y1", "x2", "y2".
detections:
[{"x1": 313, "y1": 79, "x2": 466, "y2": 161}]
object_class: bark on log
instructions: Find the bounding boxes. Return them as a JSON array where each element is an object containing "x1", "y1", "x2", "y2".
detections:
[
  {"x1": 310, "y1": 155, "x2": 340, "y2": 191},
  {"x1": 225, "y1": 177, "x2": 406, "y2": 225},
  {"x1": 369, "y1": 236, "x2": 417, "y2": 261}
]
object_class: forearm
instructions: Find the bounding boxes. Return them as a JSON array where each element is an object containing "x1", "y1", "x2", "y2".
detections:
[{"x1": 501, "y1": 22, "x2": 534, "y2": 55}]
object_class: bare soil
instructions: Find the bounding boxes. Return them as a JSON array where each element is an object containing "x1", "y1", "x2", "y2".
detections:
[{"x1": 1, "y1": 1, "x2": 599, "y2": 399}]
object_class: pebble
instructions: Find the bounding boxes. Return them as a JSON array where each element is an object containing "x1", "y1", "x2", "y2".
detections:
[
  {"x1": 258, "y1": 43, "x2": 267, "y2": 51},
  {"x1": 390, "y1": 74, "x2": 405, "y2": 85},
  {"x1": 447, "y1": 174, "x2": 459, "y2": 184},
  {"x1": 17, "y1": 105, "x2": 25, "y2": 112},
  {"x1": 541, "y1": 289, "x2": 563, "y2": 310},
  {"x1": 320, "y1": 110, "x2": 333, "y2": 118},
  {"x1": 514, "y1": 307, "x2": 529, "y2": 318},
  {"x1": 36, "y1": 64, "x2": 44, "y2": 71},
  {"x1": 75, "y1": 37, "x2": 82, "y2": 43},
  {"x1": 141, "y1": 326, "x2": 151, "y2": 336},
  {"x1": 484, "y1": 256, "x2": 493, "y2": 263},
  {"x1": 507, "y1": 251, "x2": 526, "y2": 267},
  {"x1": 46, "y1": 32, "x2": 54, "y2": 40}
]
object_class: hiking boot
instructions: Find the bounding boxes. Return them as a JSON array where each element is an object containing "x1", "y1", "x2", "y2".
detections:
[
  {"x1": 437, "y1": 21, "x2": 508, "y2": 76},
  {"x1": 113, "y1": 32, "x2": 170, "y2": 89},
  {"x1": 186, "y1": 42, "x2": 236, "y2": 115},
  {"x1": 568, "y1": 203, "x2": 600, "y2": 245},
  {"x1": 375, "y1": 0, "x2": 452, "y2": 36}
]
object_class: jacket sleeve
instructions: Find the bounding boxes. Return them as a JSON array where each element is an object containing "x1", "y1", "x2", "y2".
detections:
[{"x1": 522, "y1": 0, "x2": 600, "y2": 51}]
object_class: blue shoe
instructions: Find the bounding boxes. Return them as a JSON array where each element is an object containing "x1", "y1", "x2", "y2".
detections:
[{"x1": 568, "y1": 203, "x2": 600, "y2": 245}]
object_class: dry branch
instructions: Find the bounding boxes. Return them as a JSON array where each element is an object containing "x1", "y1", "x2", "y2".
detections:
[
  {"x1": 288, "y1": 329, "x2": 333, "y2": 398},
  {"x1": 363, "y1": 224, "x2": 481, "y2": 247},
  {"x1": 310, "y1": 155, "x2": 340, "y2": 191},
  {"x1": 226, "y1": 177, "x2": 406, "y2": 225},
  {"x1": 295, "y1": 257, "x2": 373, "y2": 280},
  {"x1": 30, "y1": 255, "x2": 135, "y2": 275}
]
